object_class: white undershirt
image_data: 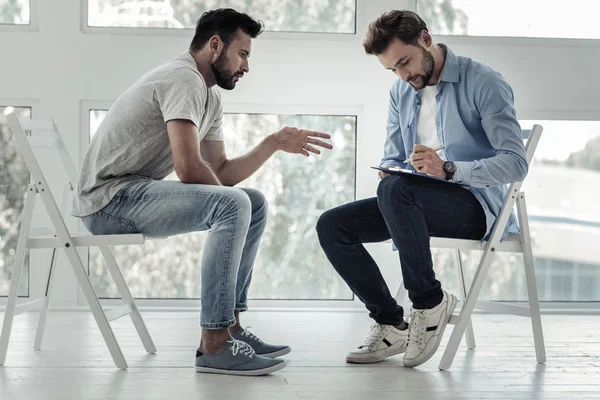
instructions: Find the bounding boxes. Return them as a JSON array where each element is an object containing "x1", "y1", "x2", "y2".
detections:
[{"x1": 417, "y1": 85, "x2": 445, "y2": 160}]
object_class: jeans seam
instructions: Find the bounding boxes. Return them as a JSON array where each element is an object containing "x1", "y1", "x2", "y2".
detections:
[
  {"x1": 218, "y1": 197, "x2": 243, "y2": 324},
  {"x1": 120, "y1": 190, "x2": 230, "y2": 203}
]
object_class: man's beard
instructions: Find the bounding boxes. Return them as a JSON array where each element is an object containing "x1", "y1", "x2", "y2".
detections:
[
  {"x1": 408, "y1": 45, "x2": 435, "y2": 90},
  {"x1": 211, "y1": 51, "x2": 237, "y2": 90}
]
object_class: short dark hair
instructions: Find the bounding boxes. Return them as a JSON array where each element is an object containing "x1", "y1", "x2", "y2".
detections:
[
  {"x1": 189, "y1": 8, "x2": 264, "y2": 52},
  {"x1": 363, "y1": 10, "x2": 428, "y2": 55}
]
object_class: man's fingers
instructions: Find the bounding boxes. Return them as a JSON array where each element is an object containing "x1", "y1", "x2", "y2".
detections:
[
  {"x1": 307, "y1": 138, "x2": 333, "y2": 149},
  {"x1": 412, "y1": 151, "x2": 432, "y2": 163},
  {"x1": 303, "y1": 144, "x2": 321, "y2": 154},
  {"x1": 300, "y1": 148, "x2": 310, "y2": 157},
  {"x1": 305, "y1": 130, "x2": 331, "y2": 139},
  {"x1": 409, "y1": 151, "x2": 426, "y2": 162},
  {"x1": 412, "y1": 159, "x2": 430, "y2": 168}
]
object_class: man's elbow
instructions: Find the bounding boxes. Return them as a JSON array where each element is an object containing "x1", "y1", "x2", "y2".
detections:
[
  {"x1": 174, "y1": 163, "x2": 200, "y2": 183},
  {"x1": 512, "y1": 156, "x2": 529, "y2": 182},
  {"x1": 175, "y1": 167, "x2": 194, "y2": 183}
]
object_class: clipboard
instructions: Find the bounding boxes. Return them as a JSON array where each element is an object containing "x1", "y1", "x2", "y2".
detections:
[{"x1": 370, "y1": 165, "x2": 463, "y2": 185}]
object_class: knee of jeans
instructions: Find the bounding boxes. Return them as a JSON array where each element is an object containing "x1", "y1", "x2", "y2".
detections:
[
  {"x1": 241, "y1": 187, "x2": 268, "y2": 216},
  {"x1": 377, "y1": 175, "x2": 413, "y2": 205},
  {"x1": 223, "y1": 189, "x2": 252, "y2": 219},
  {"x1": 316, "y1": 209, "x2": 339, "y2": 242}
]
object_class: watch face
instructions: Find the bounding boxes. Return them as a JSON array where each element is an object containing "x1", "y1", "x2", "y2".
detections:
[{"x1": 445, "y1": 162, "x2": 456, "y2": 173}]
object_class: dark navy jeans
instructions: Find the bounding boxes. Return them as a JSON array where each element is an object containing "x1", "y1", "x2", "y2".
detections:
[{"x1": 316, "y1": 174, "x2": 486, "y2": 325}]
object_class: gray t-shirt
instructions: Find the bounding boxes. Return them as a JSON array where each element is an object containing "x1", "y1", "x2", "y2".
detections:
[{"x1": 70, "y1": 52, "x2": 223, "y2": 217}]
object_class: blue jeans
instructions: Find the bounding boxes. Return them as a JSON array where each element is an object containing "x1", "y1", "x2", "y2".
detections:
[
  {"x1": 316, "y1": 174, "x2": 486, "y2": 325},
  {"x1": 82, "y1": 180, "x2": 267, "y2": 329}
]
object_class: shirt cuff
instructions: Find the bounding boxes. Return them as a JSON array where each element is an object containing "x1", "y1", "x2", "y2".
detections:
[{"x1": 453, "y1": 161, "x2": 473, "y2": 184}]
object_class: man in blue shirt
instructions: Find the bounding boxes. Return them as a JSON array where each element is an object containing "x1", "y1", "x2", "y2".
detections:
[{"x1": 316, "y1": 10, "x2": 527, "y2": 368}]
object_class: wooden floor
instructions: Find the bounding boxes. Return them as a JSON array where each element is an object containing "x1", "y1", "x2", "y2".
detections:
[{"x1": 1, "y1": 310, "x2": 599, "y2": 400}]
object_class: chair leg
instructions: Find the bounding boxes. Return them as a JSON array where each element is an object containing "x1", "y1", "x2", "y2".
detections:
[
  {"x1": 0, "y1": 190, "x2": 35, "y2": 365},
  {"x1": 455, "y1": 249, "x2": 476, "y2": 350},
  {"x1": 34, "y1": 248, "x2": 60, "y2": 350},
  {"x1": 34, "y1": 182, "x2": 72, "y2": 350},
  {"x1": 517, "y1": 194, "x2": 546, "y2": 364},
  {"x1": 439, "y1": 245, "x2": 496, "y2": 370},
  {"x1": 99, "y1": 245, "x2": 156, "y2": 354},
  {"x1": 61, "y1": 244, "x2": 128, "y2": 369}
]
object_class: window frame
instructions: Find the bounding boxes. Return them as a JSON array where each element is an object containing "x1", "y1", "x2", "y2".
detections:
[
  {"x1": 0, "y1": 98, "x2": 40, "y2": 304},
  {"x1": 0, "y1": 0, "x2": 39, "y2": 32},
  {"x1": 80, "y1": 0, "x2": 363, "y2": 41}
]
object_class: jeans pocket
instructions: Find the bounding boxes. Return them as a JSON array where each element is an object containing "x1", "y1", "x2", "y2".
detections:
[
  {"x1": 85, "y1": 210, "x2": 138, "y2": 235},
  {"x1": 452, "y1": 223, "x2": 486, "y2": 240}
]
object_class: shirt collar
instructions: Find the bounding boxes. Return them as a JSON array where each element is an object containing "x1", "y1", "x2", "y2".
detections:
[{"x1": 439, "y1": 44, "x2": 460, "y2": 84}]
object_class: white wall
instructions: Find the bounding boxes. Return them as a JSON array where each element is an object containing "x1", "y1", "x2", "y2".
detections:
[{"x1": 2, "y1": 0, "x2": 600, "y2": 306}]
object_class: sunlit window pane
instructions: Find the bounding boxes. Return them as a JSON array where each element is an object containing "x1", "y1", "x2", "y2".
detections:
[
  {"x1": 87, "y1": 0, "x2": 356, "y2": 33},
  {"x1": 0, "y1": 0, "x2": 30, "y2": 25},
  {"x1": 419, "y1": 0, "x2": 600, "y2": 39},
  {"x1": 0, "y1": 106, "x2": 32, "y2": 297}
]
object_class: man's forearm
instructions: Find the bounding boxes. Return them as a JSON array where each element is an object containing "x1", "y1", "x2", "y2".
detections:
[
  {"x1": 216, "y1": 135, "x2": 278, "y2": 186},
  {"x1": 178, "y1": 159, "x2": 222, "y2": 185}
]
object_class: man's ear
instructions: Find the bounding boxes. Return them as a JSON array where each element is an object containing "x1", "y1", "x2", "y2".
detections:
[
  {"x1": 420, "y1": 30, "x2": 432, "y2": 46},
  {"x1": 208, "y1": 35, "x2": 223, "y2": 60}
]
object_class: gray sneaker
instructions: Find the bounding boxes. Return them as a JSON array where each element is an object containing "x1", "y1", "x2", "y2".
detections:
[
  {"x1": 232, "y1": 326, "x2": 291, "y2": 358},
  {"x1": 195, "y1": 339, "x2": 286, "y2": 376}
]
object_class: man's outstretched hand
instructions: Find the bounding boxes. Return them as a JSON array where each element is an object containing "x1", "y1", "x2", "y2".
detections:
[{"x1": 271, "y1": 126, "x2": 333, "y2": 157}]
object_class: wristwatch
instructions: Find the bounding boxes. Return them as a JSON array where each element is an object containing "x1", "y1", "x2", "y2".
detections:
[{"x1": 443, "y1": 161, "x2": 456, "y2": 181}]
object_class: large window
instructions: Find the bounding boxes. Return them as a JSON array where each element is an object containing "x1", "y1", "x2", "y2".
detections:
[
  {"x1": 0, "y1": 0, "x2": 29, "y2": 25},
  {"x1": 0, "y1": 106, "x2": 31, "y2": 297},
  {"x1": 418, "y1": 0, "x2": 600, "y2": 40},
  {"x1": 434, "y1": 120, "x2": 600, "y2": 302},
  {"x1": 87, "y1": 110, "x2": 356, "y2": 300},
  {"x1": 87, "y1": 0, "x2": 356, "y2": 33}
]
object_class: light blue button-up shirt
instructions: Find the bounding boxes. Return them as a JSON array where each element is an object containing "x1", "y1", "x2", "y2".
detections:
[{"x1": 381, "y1": 45, "x2": 528, "y2": 239}]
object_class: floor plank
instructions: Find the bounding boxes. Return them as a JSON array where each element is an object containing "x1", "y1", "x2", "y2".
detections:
[{"x1": 1, "y1": 311, "x2": 599, "y2": 400}]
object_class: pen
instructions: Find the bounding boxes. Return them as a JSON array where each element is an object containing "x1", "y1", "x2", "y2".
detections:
[{"x1": 403, "y1": 145, "x2": 445, "y2": 163}]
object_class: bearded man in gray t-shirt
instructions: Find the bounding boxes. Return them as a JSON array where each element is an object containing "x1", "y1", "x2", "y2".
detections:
[{"x1": 71, "y1": 8, "x2": 332, "y2": 376}]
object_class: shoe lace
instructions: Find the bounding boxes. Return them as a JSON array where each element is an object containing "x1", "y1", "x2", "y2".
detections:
[
  {"x1": 241, "y1": 326, "x2": 262, "y2": 343},
  {"x1": 362, "y1": 323, "x2": 388, "y2": 350},
  {"x1": 408, "y1": 310, "x2": 427, "y2": 350},
  {"x1": 228, "y1": 339, "x2": 256, "y2": 358}
]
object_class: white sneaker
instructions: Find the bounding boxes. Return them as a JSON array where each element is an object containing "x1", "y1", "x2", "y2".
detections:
[
  {"x1": 403, "y1": 290, "x2": 457, "y2": 368},
  {"x1": 346, "y1": 323, "x2": 409, "y2": 364}
]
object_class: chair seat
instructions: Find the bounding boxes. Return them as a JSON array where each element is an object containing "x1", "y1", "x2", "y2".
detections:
[
  {"x1": 27, "y1": 233, "x2": 146, "y2": 248},
  {"x1": 385, "y1": 232, "x2": 522, "y2": 253},
  {"x1": 430, "y1": 233, "x2": 522, "y2": 252}
]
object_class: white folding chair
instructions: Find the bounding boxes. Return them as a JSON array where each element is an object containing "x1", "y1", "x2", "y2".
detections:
[
  {"x1": 392, "y1": 124, "x2": 546, "y2": 370},
  {"x1": 0, "y1": 114, "x2": 156, "y2": 370}
]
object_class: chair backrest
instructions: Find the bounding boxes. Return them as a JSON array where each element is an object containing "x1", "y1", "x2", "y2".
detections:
[
  {"x1": 7, "y1": 114, "x2": 79, "y2": 187},
  {"x1": 6, "y1": 114, "x2": 79, "y2": 235},
  {"x1": 486, "y1": 124, "x2": 543, "y2": 244}
]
